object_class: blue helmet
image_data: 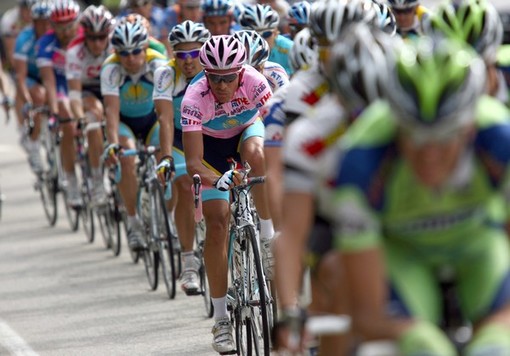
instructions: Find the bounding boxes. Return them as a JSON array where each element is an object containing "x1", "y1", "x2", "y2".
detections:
[
  {"x1": 288, "y1": 1, "x2": 311, "y2": 25},
  {"x1": 31, "y1": 0, "x2": 53, "y2": 19},
  {"x1": 202, "y1": 0, "x2": 233, "y2": 17}
]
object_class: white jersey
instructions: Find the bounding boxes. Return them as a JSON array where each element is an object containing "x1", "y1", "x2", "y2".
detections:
[
  {"x1": 66, "y1": 34, "x2": 112, "y2": 89},
  {"x1": 283, "y1": 94, "x2": 346, "y2": 220},
  {"x1": 262, "y1": 60, "x2": 289, "y2": 94},
  {"x1": 263, "y1": 66, "x2": 328, "y2": 146}
]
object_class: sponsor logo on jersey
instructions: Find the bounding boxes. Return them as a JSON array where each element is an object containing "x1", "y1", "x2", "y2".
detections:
[
  {"x1": 155, "y1": 69, "x2": 173, "y2": 93},
  {"x1": 182, "y1": 104, "x2": 202, "y2": 122},
  {"x1": 301, "y1": 82, "x2": 329, "y2": 106},
  {"x1": 252, "y1": 82, "x2": 267, "y2": 97}
]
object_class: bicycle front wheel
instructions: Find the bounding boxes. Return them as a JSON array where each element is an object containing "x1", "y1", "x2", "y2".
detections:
[
  {"x1": 236, "y1": 225, "x2": 271, "y2": 356},
  {"x1": 63, "y1": 191, "x2": 80, "y2": 232},
  {"x1": 38, "y1": 173, "x2": 58, "y2": 226},
  {"x1": 151, "y1": 183, "x2": 176, "y2": 299},
  {"x1": 196, "y1": 221, "x2": 213, "y2": 317}
]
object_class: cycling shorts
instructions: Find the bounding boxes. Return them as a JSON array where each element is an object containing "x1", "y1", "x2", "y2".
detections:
[
  {"x1": 119, "y1": 112, "x2": 159, "y2": 147},
  {"x1": 386, "y1": 227, "x2": 510, "y2": 324},
  {"x1": 201, "y1": 118, "x2": 264, "y2": 203}
]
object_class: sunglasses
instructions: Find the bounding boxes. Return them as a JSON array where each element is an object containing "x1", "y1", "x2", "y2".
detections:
[
  {"x1": 118, "y1": 48, "x2": 143, "y2": 57},
  {"x1": 86, "y1": 34, "x2": 108, "y2": 41},
  {"x1": 258, "y1": 30, "x2": 274, "y2": 39},
  {"x1": 52, "y1": 21, "x2": 76, "y2": 32},
  {"x1": 174, "y1": 49, "x2": 200, "y2": 60},
  {"x1": 392, "y1": 7, "x2": 415, "y2": 14},
  {"x1": 206, "y1": 71, "x2": 239, "y2": 84}
]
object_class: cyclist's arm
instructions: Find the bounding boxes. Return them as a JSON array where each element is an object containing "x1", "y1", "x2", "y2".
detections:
[
  {"x1": 38, "y1": 66, "x2": 58, "y2": 115},
  {"x1": 153, "y1": 66, "x2": 175, "y2": 158},
  {"x1": 67, "y1": 79, "x2": 84, "y2": 120},
  {"x1": 13, "y1": 57, "x2": 30, "y2": 105},
  {"x1": 104, "y1": 94, "x2": 120, "y2": 145},
  {"x1": 182, "y1": 131, "x2": 220, "y2": 186}
]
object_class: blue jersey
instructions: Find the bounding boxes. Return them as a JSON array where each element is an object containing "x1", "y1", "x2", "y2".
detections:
[
  {"x1": 36, "y1": 31, "x2": 68, "y2": 94},
  {"x1": 269, "y1": 34, "x2": 293, "y2": 76},
  {"x1": 14, "y1": 26, "x2": 40, "y2": 80}
]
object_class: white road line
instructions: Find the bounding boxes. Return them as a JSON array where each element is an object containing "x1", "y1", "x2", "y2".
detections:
[{"x1": 0, "y1": 319, "x2": 39, "y2": 356}]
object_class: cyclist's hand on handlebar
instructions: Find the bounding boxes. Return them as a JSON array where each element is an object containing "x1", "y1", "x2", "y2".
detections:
[
  {"x1": 103, "y1": 143, "x2": 121, "y2": 166},
  {"x1": 156, "y1": 155, "x2": 175, "y2": 186},
  {"x1": 21, "y1": 102, "x2": 33, "y2": 118},
  {"x1": 214, "y1": 169, "x2": 244, "y2": 191}
]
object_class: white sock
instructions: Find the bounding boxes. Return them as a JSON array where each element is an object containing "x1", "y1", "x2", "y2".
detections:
[
  {"x1": 212, "y1": 296, "x2": 228, "y2": 321},
  {"x1": 181, "y1": 251, "x2": 195, "y2": 269},
  {"x1": 127, "y1": 215, "x2": 138, "y2": 227},
  {"x1": 259, "y1": 218, "x2": 274, "y2": 240},
  {"x1": 91, "y1": 167, "x2": 102, "y2": 180}
]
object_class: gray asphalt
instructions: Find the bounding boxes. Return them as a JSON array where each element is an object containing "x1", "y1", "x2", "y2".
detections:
[{"x1": 0, "y1": 106, "x2": 218, "y2": 355}]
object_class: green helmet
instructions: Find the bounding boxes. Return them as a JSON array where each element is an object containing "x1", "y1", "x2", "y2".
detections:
[
  {"x1": 425, "y1": 0, "x2": 503, "y2": 62},
  {"x1": 385, "y1": 36, "x2": 486, "y2": 135}
]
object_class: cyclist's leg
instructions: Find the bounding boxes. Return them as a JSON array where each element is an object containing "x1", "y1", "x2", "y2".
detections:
[
  {"x1": 117, "y1": 123, "x2": 142, "y2": 249},
  {"x1": 385, "y1": 241, "x2": 456, "y2": 356},
  {"x1": 82, "y1": 92, "x2": 106, "y2": 204},
  {"x1": 456, "y1": 228, "x2": 510, "y2": 355},
  {"x1": 173, "y1": 147, "x2": 199, "y2": 293},
  {"x1": 307, "y1": 216, "x2": 351, "y2": 354},
  {"x1": 25, "y1": 81, "x2": 46, "y2": 173},
  {"x1": 240, "y1": 119, "x2": 275, "y2": 279}
]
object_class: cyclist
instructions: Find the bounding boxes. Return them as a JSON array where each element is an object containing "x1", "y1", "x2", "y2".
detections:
[
  {"x1": 273, "y1": 22, "x2": 400, "y2": 354},
  {"x1": 201, "y1": 0, "x2": 239, "y2": 36},
  {"x1": 66, "y1": 5, "x2": 115, "y2": 206},
  {"x1": 238, "y1": 3, "x2": 294, "y2": 75},
  {"x1": 262, "y1": 0, "x2": 377, "y2": 227},
  {"x1": 162, "y1": 0, "x2": 203, "y2": 55},
  {"x1": 101, "y1": 20, "x2": 168, "y2": 251},
  {"x1": 13, "y1": 0, "x2": 51, "y2": 174},
  {"x1": 332, "y1": 36, "x2": 510, "y2": 356},
  {"x1": 118, "y1": 0, "x2": 167, "y2": 43},
  {"x1": 425, "y1": 0, "x2": 507, "y2": 104},
  {"x1": 152, "y1": 20, "x2": 211, "y2": 295},
  {"x1": 286, "y1": 1, "x2": 311, "y2": 39},
  {"x1": 232, "y1": 30, "x2": 289, "y2": 94},
  {"x1": 119, "y1": 13, "x2": 168, "y2": 56},
  {"x1": 1, "y1": 0, "x2": 35, "y2": 71},
  {"x1": 36, "y1": 0, "x2": 82, "y2": 206},
  {"x1": 386, "y1": 0, "x2": 428, "y2": 40},
  {"x1": 180, "y1": 35, "x2": 274, "y2": 354}
]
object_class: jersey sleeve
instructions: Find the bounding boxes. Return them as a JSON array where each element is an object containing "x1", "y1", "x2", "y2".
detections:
[
  {"x1": 36, "y1": 35, "x2": 53, "y2": 68},
  {"x1": 263, "y1": 62, "x2": 289, "y2": 93},
  {"x1": 100, "y1": 60, "x2": 121, "y2": 96},
  {"x1": 65, "y1": 45, "x2": 83, "y2": 81},
  {"x1": 180, "y1": 80, "x2": 207, "y2": 132},
  {"x1": 248, "y1": 69, "x2": 272, "y2": 110},
  {"x1": 13, "y1": 29, "x2": 30, "y2": 62},
  {"x1": 1, "y1": 8, "x2": 19, "y2": 37},
  {"x1": 153, "y1": 65, "x2": 175, "y2": 102}
]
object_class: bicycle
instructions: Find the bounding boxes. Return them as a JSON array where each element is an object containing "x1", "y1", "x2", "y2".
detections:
[
  {"x1": 224, "y1": 160, "x2": 273, "y2": 355},
  {"x1": 192, "y1": 174, "x2": 213, "y2": 318},
  {"x1": 74, "y1": 118, "x2": 97, "y2": 243},
  {"x1": 33, "y1": 108, "x2": 79, "y2": 230},
  {"x1": 119, "y1": 143, "x2": 177, "y2": 299}
]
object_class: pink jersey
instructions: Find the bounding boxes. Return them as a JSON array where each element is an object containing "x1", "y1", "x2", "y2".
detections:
[{"x1": 181, "y1": 65, "x2": 272, "y2": 139}]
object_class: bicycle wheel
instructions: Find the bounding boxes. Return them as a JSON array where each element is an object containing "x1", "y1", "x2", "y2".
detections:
[
  {"x1": 37, "y1": 173, "x2": 58, "y2": 226},
  {"x1": 152, "y1": 183, "x2": 176, "y2": 299},
  {"x1": 167, "y1": 210, "x2": 182, "y2": 279},
  {"x1": 79, "y1": 177, "x2": 95, "y2": 243},
  {"x1": 141, "y1": 187, "x2": 158, "y2": 290},
  {"x1": 63, "y1": 191, "x2": 80, "y2": 232},
  {"x1": 236, "y1": 225, "x2": 271, "y2": 356}
]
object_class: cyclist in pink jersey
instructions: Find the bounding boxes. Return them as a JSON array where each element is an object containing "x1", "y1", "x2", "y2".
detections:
[{"x1": 180, "y1": 35, "x2": 274, "y2": 354}]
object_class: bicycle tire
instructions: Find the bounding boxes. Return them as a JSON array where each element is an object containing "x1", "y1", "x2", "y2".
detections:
[
  {"x1": 38, "y1": 173, "x2": 58, "y2": 226},
  {"x1": 141, "y1": 187, "x2": 158, "y2": 291},
  {"x1": 63, "y1": 191, "x2": 80, "y2": 232},
  {"x1": 153, "y1": 183, "x2": 176, "y2": 299},
  {"x1": 235, "y1": 225, "x2": 271, "y2": 356},
  {"x1": 167, "y1": 211, "x2": 182, "y2": 279}
]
